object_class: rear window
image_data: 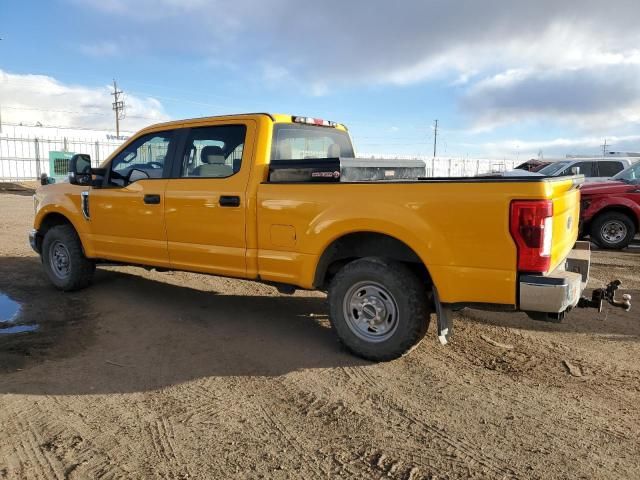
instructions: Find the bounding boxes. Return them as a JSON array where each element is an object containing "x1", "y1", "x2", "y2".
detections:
[{"x1": 271, "y1": 124, "x2": 355, "y2": 161}]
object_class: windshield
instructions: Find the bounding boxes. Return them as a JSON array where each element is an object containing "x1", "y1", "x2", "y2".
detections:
[
  {"x1": 613, "y1": 161, "x2": 640, "y2": 183},
  {"x1": 271, "y1": 124, "x2": 355, "y2": 160},
  {"x1": 536, "y1": 161, "x2": 572, "y2": 176}
]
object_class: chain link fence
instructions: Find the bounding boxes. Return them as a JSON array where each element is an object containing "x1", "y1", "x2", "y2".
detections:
[
  {"x1": 0, "y1": 135, "x2": 518, "y2": 181},
  {"x1": 0, "y1": 136, "x2": 125, "y2": 181}
]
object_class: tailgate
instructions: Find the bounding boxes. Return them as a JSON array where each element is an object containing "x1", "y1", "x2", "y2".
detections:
[{"x1": 547, "y1": 178, "x2": 581, "y2": 272}]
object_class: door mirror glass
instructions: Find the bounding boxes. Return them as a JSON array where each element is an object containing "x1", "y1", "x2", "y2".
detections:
[{"x1": 68, "y1": 154, "x2": 92, "y2": 185}]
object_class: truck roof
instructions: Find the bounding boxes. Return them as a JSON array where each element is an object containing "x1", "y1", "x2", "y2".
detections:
[{"x1": 139, "y1": 113, "x2": 348, "y2": 134}]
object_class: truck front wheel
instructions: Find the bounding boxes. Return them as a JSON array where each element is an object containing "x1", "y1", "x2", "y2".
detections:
[
  {"x1": 328, "y1": 258, "x2": 430, "y2": 361},
  {"x1": 42, "y1": 225, "x2": 95, "y2": 291},
  {"x1": 590, "y1": 212, "x2": 636, "y2": 249}
]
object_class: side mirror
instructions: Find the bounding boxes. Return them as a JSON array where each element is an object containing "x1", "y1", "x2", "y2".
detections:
[
  {"x1": 571, "y1": 166, "x2": 581, "y2": 175},
  {"x1": 68, "y1": 154, "x2": 92, "y2": 185}
]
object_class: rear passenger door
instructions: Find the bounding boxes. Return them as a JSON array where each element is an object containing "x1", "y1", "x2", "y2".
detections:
[{"x1": 164, "y1": 120, "x2": 256, "y2": 278}]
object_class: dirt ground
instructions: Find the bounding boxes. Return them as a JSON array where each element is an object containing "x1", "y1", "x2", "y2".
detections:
[{"x1": 0, "y1": 190, "x2": 639, "y2": 480}]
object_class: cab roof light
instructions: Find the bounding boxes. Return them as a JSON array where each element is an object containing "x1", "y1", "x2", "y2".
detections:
[{"x1": 292, "y1": 116, "x2": 338, "y2": 127}]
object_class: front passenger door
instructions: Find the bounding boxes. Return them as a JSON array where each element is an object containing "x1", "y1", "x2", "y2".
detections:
[{"x1": 87, "y1": 130, "x2": 176, "y2": 266}]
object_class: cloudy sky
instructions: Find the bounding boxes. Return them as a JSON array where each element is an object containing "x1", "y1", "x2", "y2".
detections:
[{"x1": 1, "y1": 0, "x2": 640, "y2": 158}]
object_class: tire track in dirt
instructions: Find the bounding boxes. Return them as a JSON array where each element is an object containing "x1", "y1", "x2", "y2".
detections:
[
  {"x1": 262, "y1": 374, "x2": 475, "y2": 479},
  {"x1": 333, "y1": 365, "x2": 520, "y2": 478},
  {"x1": 147, "y1": 418, "x2": 192, "y2": 479},
  {"x1": 425, "y1": 328, "x2": 640, "y2": 475},
  {"x1": 8, "y1": 404, "x2": 64, "y2": 480},
  {"x1": 257, "y1": 403, "x2": 332, "y2": 478},
  {"x1": 12, "y1": 397, "x2": 135, "y2": 479}
]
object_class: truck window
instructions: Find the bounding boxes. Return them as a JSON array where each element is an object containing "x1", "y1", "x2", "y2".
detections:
[
  {"x1": 180, "y1": 125, "x2": 247, "y2": 178},
  {"x1": 537, "y1": 161, "x2": 572, "y2": 176},
  {"x1": 109, "y1": 131, "x2": 174, "y2": 186},
  {"x1": 598, "y1": 161, "x2": 624, "y2": 177},
  {"x1": 613, "y1": 162, "x2": 640, "y2": 182},
  {"x1": 271, "y1": 124, "x2": 355, "y2": 161},
  {"x1": 560, "y1": 161, "x2": 595, "y2": 177}
]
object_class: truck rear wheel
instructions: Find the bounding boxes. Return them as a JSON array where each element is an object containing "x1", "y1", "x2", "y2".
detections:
[
  {"x1": 590, "y1": 212, "x2": 635, "y2": 249},
  {"x1": 42, "y1": 225, "x2": 95, "y2": 291},
  {"x1": 328, "y1": 258, "x2": 430, "y2": 361}
]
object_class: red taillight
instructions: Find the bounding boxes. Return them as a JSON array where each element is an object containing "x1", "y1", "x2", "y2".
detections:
[{"x1": 510, "y1": 200, "x2": 553, "y2": 273}]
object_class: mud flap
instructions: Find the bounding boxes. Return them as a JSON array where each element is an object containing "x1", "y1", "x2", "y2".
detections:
[{"x1": 433, "y1": 287, "x2": 453, "y2": 345}]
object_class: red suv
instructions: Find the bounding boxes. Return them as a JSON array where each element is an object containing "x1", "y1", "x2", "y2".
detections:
[{"x1": 580, "y1": 161, "x2": 640, "y2": 249}]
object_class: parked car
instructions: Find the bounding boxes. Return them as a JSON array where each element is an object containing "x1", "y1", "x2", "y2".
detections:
[
  {"x1": 30, "y1": 113, "x2": 621, "y2": 360},
  {"x1": 503, "y1": 158, "x2": 632, "y2": 182},
  {"x1": 580, "y1": 161, "x2": 640, "y2": 249}
]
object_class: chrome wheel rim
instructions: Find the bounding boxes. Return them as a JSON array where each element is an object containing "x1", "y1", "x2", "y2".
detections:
[
  {"x1": 342, "y1": 281, "x2": 399, "y2": 342},
  {"x1": 49, "y1": 240, "x2": 71, "y2": 279},
  {"x1": 601, "y1": 220, "x2": 627, "y2": 244}
]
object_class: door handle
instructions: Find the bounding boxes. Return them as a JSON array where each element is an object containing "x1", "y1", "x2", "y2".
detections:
[
  {"x1": 219, "y1": 195, "x2": 241, "y2": 207},
  {"x1": 144, "y1": 194, "x2": 161, "y2": 205}
]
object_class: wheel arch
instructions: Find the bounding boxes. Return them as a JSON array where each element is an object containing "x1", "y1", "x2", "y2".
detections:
[
  {"x1": 312, "y1": 231, "x2": 433, "y2": 290},
  {"x1": 589, "y1": 205, "x2": 639, "y2": 233},
  {"x1": 35, "y1": 212, "x2": 82, "y2": 253}
]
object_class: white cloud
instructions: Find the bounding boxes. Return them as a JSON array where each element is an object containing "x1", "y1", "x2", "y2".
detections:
[
  {"x1": 68, "y1": 0, "x2": 640, "y2": 127},
  {"x1": 461, "y1": 64, "x2": 640, "y2": 130},
  {"x1": 0, "y1": 70, "x2": 169, "y2": 132},
  {"x1": 468, "y1": 134, "x2": 640, "y2": 159}
]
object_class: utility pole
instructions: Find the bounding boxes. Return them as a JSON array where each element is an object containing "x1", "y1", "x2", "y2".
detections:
[
  {"x1": 600, "y1": 138, "x2": 608, "y2": 158},
  {"x1": 111, "y1": 79, "x2": 125, "y2": 138},
  {"x1": 431, "y1": 119, "x2": 438, "y2": 177},
  {"x1": 433, "y1": 119, "x2": 438, "y2": 158}
]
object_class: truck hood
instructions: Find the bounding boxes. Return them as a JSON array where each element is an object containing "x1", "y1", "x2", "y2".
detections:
[{"x1": 580, "y1": 180, "x2": 632, "y2": 196}]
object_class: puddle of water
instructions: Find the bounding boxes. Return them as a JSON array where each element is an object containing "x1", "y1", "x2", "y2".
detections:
[
  {"x1": 0, "y1": 293, "x2": 38, "y2": 336},
  {"x1": 0, "y1": 324, "x2": 39, "y2": 335},
  {"x1": 0, "y1": 294, "x2": 21, "y2": 323}
]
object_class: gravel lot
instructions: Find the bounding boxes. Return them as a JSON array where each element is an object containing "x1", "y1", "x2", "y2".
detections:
[{"x1": 0, "y1": 189, "x2": 639, "y2": 479}]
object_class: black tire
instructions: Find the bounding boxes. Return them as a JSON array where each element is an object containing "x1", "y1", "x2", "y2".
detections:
[
  {"x1": 590, "y1": 212, "x2": 636, "y2": 249},
  {"x1": 328, "y1": 258, "x2": 431, "y2": 361},
  {"x1": 41, "y1": 224, "x2": 95, "y2": 291}
]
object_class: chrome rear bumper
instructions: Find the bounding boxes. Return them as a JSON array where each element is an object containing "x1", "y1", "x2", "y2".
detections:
[{"x1": 519, "y1": 241, "x2": 590, "y2": 313}]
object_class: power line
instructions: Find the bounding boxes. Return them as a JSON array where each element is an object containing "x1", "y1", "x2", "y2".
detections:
[
  {"x1": 0, "y1": 120, "x2": 135, "y2": 133},
  {"x1": 0, "y1": 104, "x2": 159, "y2": 120}
]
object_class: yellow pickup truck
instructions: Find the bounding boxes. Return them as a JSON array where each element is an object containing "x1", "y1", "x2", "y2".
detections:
[{"x1": 30, "y1": 113, "x2": 630, "y2": 360}]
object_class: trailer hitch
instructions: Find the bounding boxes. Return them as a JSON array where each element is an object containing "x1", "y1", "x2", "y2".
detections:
[{"x1": 577, "y1": 280, "x2": 631, "y2": 312}]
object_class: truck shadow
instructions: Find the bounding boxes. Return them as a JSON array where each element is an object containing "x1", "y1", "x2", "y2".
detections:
[
  {"x1": 460, "y1": 294, "x2": 640, "y2": 340},
  {"x1": 0, "y1": 256, "x2": 365, "y2": 396},
  {"x1": 1, "y1": 256, "x2": 637, "y2": 396}
]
